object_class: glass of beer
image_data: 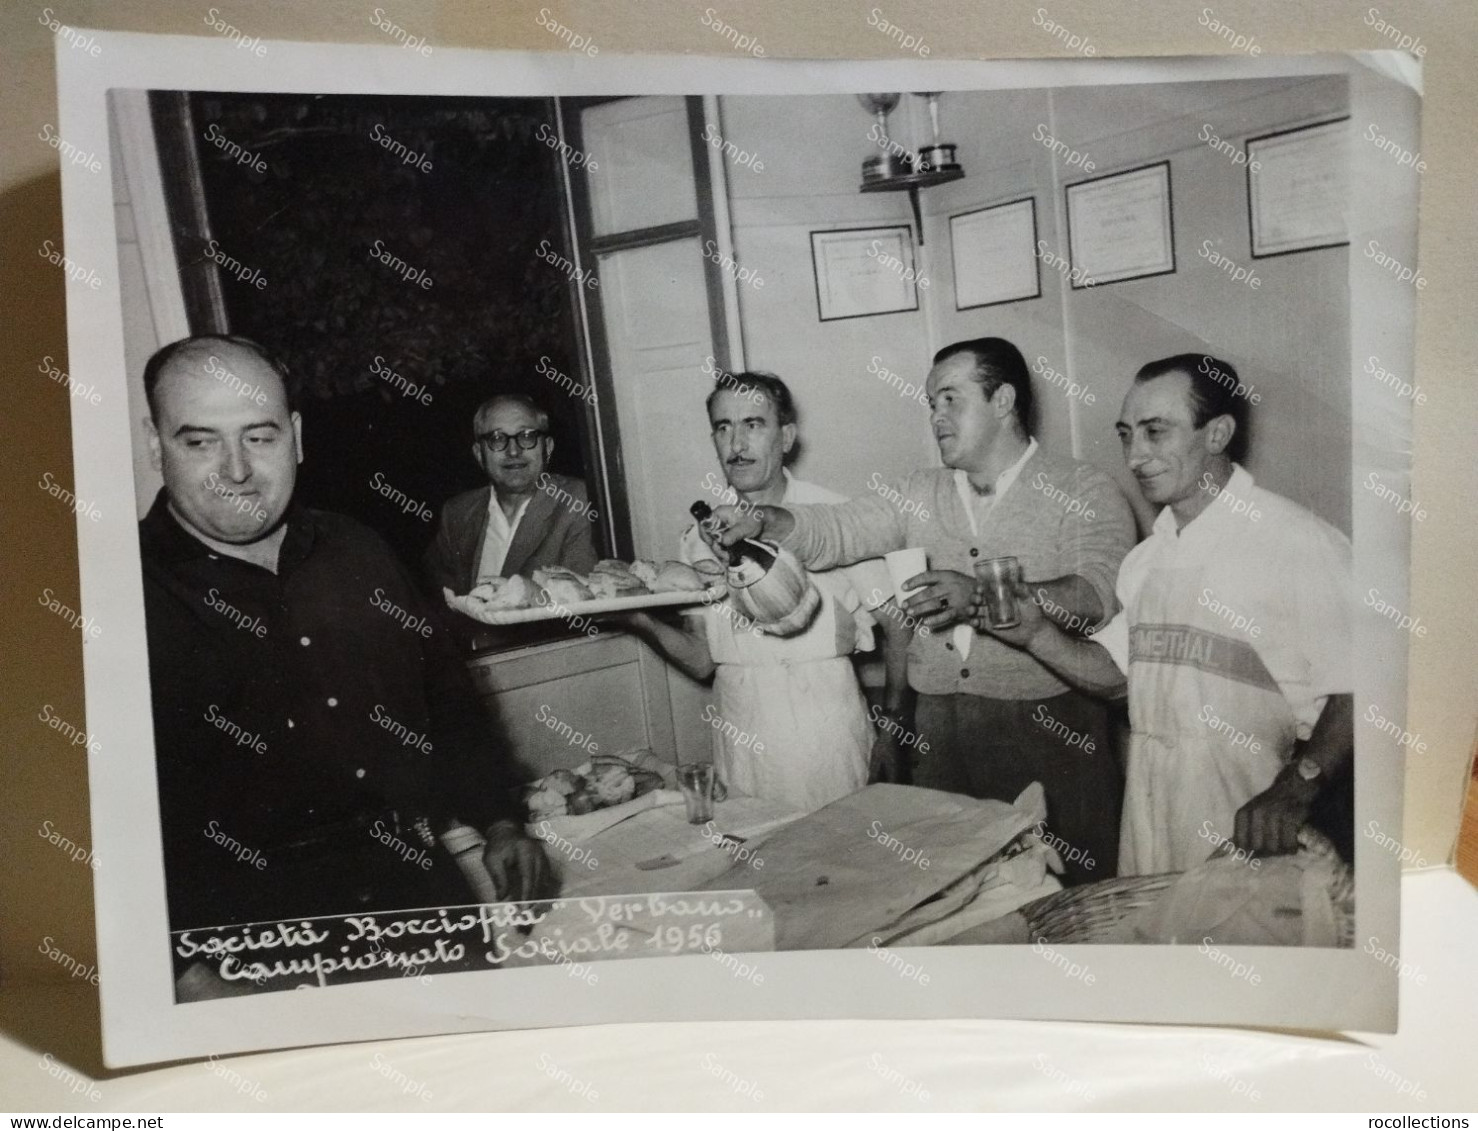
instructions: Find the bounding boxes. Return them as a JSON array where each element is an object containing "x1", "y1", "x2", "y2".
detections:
[
  {"x1": 677, "y1": 763, "x2": 718, "y2": 824},
  {"x1": 974, "y1": 556, "x2": 1023, "y2": 630}
]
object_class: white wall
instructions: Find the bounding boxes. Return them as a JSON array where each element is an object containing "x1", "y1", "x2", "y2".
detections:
[
  {"x1": 716, "y1": 78, "x2": 1351, "y2": 537},
  {"x1": 110, "y1": 90, "x2": 187, "y2": 517},
  {"x1": 716, "y1": 94, "x2": 938, "y2": 497}
]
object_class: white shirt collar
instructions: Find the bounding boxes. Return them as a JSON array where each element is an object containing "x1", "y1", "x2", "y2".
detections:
[
  {"x1": 954, "y1": 435, "x2": 1038, "y2": 502},
  {"x1": 1153, "y1": 462, "x2": 1254, "y2": 538}
]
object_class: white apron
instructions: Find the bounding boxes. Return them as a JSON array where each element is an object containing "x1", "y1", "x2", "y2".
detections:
[
  {"x1": 1120, "y1": 563, "x2": 1294, "y2": 875},
  {"x1": 680, "y1": 475, "x2": 884, "y2": 814}
]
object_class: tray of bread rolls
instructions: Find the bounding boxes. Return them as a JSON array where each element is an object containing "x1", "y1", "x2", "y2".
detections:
[{"x1": 444, "y1": 559, "x2": 727, "y2": 626}]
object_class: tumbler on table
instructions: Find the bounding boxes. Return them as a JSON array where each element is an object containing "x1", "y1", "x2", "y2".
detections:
[{"x1": 677, "y1": 763, "x2": 718, "y2": 824}]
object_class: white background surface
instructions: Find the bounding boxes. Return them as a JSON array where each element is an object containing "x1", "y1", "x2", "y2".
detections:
[{"x1": 2, "y1": 870, "x2": 1473, "y2": 1112}]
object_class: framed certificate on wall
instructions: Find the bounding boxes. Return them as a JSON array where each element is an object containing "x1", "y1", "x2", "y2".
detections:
[
  {"x1": 809, "y1": 225, "x2": 921, "y2": 321},
  {"x1": 950, "y1": 197, "x2": 1041, "y2": 309},
  {"x1": 1247, "y1": 118, "x2": 1351, "y2": 257},
  {"x1": 1064, "y1": 161, "x2": 1176, "y2": 287}
]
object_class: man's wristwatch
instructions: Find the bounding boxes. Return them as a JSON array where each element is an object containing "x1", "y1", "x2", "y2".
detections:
[{"x1": 1294, "y1": 756, "x2": 1323, "y2": 783}]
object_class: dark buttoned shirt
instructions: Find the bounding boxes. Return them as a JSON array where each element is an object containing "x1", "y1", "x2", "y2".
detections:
[{"x1": 139, "y1": 491, "x2": 522, "y2": 930}]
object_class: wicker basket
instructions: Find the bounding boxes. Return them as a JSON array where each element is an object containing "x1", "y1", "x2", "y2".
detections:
[{"x1": 1022, "y1": 828, "x2": 1354, "y2": 946}]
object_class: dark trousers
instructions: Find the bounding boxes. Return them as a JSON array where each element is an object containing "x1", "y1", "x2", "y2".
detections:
[{"x1": 913, "y1": 690, "x2": 1122, "y2": 884}]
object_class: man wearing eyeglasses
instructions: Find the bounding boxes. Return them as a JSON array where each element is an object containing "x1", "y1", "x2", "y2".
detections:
[{"x1": 424, "y1": 394, "x2": 599, "y2": 609}]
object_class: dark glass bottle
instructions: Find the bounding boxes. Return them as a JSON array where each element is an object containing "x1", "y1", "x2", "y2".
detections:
[{"x1": 690, "y1": 500, "x2": 776, "y2": 584}]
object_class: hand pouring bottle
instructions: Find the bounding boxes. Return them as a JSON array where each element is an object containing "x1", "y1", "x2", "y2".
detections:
[{"x1": 689, "y1": 500, "x2": 820, "y2": 635}]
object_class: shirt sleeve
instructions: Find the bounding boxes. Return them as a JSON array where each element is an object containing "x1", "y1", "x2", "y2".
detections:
[
  {"x1": 403, "y1": 552, "x2": 525, "y2": 830},
  {"x1": 783, "y1": 491, "x2": 909, "y2": 571},
  {"x1": 1090, "y1": 608, "x2": 1131, "y2": 676},
  {"x1": 1059, "y1": 466, "x2": 1138, "y2": 630},
  {"x1": 1290, "y1": 521, "x2": 1355, "y2": 697}
]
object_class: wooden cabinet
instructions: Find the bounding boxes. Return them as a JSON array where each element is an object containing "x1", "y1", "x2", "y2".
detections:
[{"x1": 464, "y1": 629, "x2": 712, "y2": 782}]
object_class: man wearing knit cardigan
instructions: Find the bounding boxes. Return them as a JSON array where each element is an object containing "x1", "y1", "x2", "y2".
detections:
[{"x1": 702, "y1": 338, "x2": 1136, "y2": 882}]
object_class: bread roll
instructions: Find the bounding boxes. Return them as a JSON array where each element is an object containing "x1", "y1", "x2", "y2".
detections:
[
  {"x1": 652, "y1": 560, "x2": 706, "y2": 592},
  {"x1": 466, "y1": 575, "x2": 534, "y2": 610},
  {"x1": 533, "y1": 567, "x2": 594, "y2": 605}
]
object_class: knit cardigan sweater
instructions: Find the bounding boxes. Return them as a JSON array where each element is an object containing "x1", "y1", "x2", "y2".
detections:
[{"x1": 782, "y1": 445, "x2": 1137, "y2": 700}]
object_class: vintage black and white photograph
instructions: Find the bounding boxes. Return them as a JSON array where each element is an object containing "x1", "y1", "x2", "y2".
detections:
[{"x1": 56, "y1": 35, "x2": 1420, "y2": 1064}]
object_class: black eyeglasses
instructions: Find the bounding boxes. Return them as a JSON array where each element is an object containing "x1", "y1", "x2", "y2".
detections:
[{"x1": 477, "y1": 429, "x2": 546, "y2": 452}]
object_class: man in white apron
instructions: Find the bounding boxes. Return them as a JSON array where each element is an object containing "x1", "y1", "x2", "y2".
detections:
[
  {"x1": 973, "y1": 353, "x2": 1355, "y2": 874},
  {"x1": 623, "y1": 370, "x2": 897, "y2": 813}
]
